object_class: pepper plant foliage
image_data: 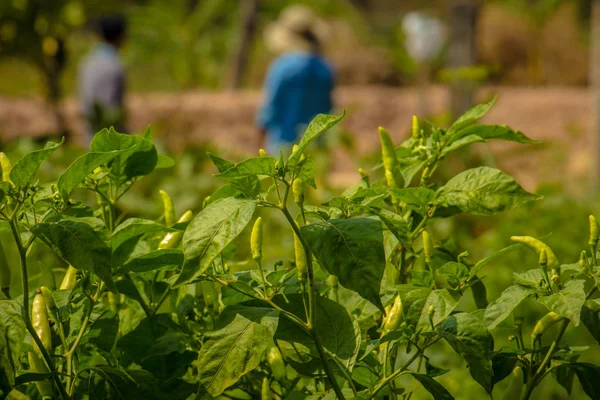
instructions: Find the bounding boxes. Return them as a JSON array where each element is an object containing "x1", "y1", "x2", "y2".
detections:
[{"x1": 1, "y1": 99, "x2": 600, "y2": 400}]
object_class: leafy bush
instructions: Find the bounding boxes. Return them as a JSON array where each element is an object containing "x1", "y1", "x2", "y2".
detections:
[{"x1": 1, "y1": 99, "x2": 599, "y2": 400}]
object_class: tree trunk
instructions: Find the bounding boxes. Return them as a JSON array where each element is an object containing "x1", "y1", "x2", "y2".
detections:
[
  {"x1": 228, "y1": 0, "x2": 260, "y2": 90},
  {"x1": 448, "y1": 0, "x2": 480, "y2": 119},
  {"x1": 591, "y1": 0, "x2": 600, "y2": 192}
]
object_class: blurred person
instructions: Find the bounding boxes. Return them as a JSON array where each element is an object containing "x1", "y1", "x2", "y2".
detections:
[
  {"x1": 78, "y1": 14, "x2": 127, "y2": 145},
  {"x1": 257, "y1": 5, "x2": 335, "y2": 154}
]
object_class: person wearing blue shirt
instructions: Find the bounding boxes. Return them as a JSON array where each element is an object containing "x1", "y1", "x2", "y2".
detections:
[
  {"x1": 258, "y1": 6, "x2": 335, "y2": 154},
  {"x1": 78, "y1": 15, "x2": 127, "y2": 146}
]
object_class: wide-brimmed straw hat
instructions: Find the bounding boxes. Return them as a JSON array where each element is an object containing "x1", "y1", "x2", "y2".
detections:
[{"x1": 265, "y1": 5, "x2": 329, "y2": 54}]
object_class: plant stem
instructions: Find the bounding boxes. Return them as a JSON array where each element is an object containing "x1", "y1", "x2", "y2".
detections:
[
  {"x1": 255, "y1": 259, "x2": 268, "y2": 297},
  {"x1": 522, "y1": 319, "x2": 569, "y2": 400},
  {"x1": 10, "y1": 219, "x2": 68, "y2": 400},
  {"x1": 367, "y1": 350, "x2": 421, "y2": 400},
  {"x1": 280, "y1": 204, "x2": 346, "y2": 400}
]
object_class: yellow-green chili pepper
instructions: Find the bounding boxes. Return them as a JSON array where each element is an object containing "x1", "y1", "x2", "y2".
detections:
[
  {"x1": 27, "y1": 351, "x2": 53, "y2": 397},
  {"x1": 40, "y1": 286, "x2": 57, "y2": 322},
  {"x1": 379, "y1": 127, "x2": 398, "y2": 188},
  {"x1": 531, "y1": 311, "x2": 565, "y2": 342},
  {"x1": 0, "y1": 152, "x2": 12, "y2": 182},
  {"x1": 383, "y1": 295, "x2": 403, "y2": 333},
  {"x1": 259, "y1": 148, "x2": 268, "y2": 157},
  {"x1": 266, "y1": 345, "x2": 286, "y2": 381},
  {"x1": 59, "y1": 266, "x2": 78, "y2": 290},
  {"x1": 32, "y1": 290, "x2": 52, "y2": 353},
  {"x1": 500, "y1": 366, "x2": 523, "y2": 400},
  {"x1": 159, "y1": 210, "x2": 193, "y2": 249},
  {"x1": 0, "y1": 242, "x2": 11, "y2": 297},
  {"x1": 511, "y1": 236, "x2": 559, "y2": 269},
  {"x1": 261, "y1": 377, "x2": 272, "y2": 400},
  {"x1": 251, "y1": 217, "x2": 263, "y2": 262},
  {"x1": 412, "y1": 115, "x2": 420, "y2": 139},
  {"x1": 292, "y1": 178, "x2": 305, "y2": 206},
  {"x1": 589, "y1": 215, "x2": 598, "y2": 249},
  {"x1": 294, "y1": 233, "x2": 307, "y2": 281},
  {"x1": 422, "y1": 231, "x2": 433, "y2": 263},
  {"x1": 159, "y1": 190, "x2": 176, "y2": 227}
]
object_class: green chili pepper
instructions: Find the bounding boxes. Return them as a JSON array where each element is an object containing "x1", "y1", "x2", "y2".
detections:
[
  {"x1": 590, "y1": 215, "x2": 598, "y2": 249},
  {"x1": 412, "y1": 115, "x2": 420, "y2": 139},
  {"x1": 379, "y1": 127, "x2": 398, "y2": 188},
  {"x1": 0, "y1": 242, "x2": 11, "y2": 297},
  {"x1": 422, "y1": 231, "x2": 433, "y2": 263},
  {"x1": 32, "y1": 290, "x2": 52, "y2": 353},
  {"x1": 259, "y1": 148, "x2": 268, "y2": 157},
  {"x1": 261, "y1": 377, "x2": 272, "y2": 400},
  {"x1": 531, "y1": 311, "x2": 565, "y2": 342},
  {"x1": 0, "y1": 152, "x2": 12, "y2": 182},
  {"x1": 294, "y1": 233, "x2": 307, "y2": 281},
  {"x1": 292, "y1": 178, "x2": 305, "y2": 206},
  {"x1": 159, "y1": 210, "x2": 193, "y2": 249},
  {"x1": 266, "y1": 344, "x2": 286, "y2": 381},
  {"x1": 28, "y1": 351, "x2": 53, "y2": 397},
  {"x1": 159, "y1": 190, "x2": 176, "y2": 227},
  {"x1": 40, "y1": 286, "x2": 58, "y2": 323},
  {"x1": 500, "y1": 366, "x2": 523, "y2": 400},
  {"x1": 59, "y1": 265, "x2": 78, "y2": 290},
  {"x1": 511, "y1": 236, "x2": 560, "y2": 269},
  {"x1": 251, "y1": 217, "x2": 263, "y2": 262},
  {"x1": 383, "y1": 295, "x2": 403, "y2": 333}
]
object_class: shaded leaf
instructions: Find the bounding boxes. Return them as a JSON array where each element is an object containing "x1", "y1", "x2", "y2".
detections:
[
  {"x1": 10, "y1": 139, "x2": 62, "y2": 187},
  {"x1": 484, "y1": 285, "x2": 534, "y2": 329},
  {"x1": 417, "y1": 289, "x2": 460, "y2": 331},
  {"x1": 538, "y1": 280, "x2": 586, "y2": 326}
]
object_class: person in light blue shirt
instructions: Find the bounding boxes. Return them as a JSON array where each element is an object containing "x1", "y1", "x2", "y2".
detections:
[
  {"x1": 258, "y1": 6, "x2": 335, "y2": 154},
  {"x1": 78, "y1": 15, "x2": 127, "y2": 145}
]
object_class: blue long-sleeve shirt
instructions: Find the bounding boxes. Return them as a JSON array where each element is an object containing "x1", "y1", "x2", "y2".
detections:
[{"x1": 258, "y1": 52, "x2": 334, "y2": 152}]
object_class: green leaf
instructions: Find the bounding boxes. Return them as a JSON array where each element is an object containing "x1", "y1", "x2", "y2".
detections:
[
  {"x1": 111, "y1": 218, "x2": 172, "y2": 251},
  {"x1": 412, "y1": 270, "x2": 434, "y2": 288},
  {"x1": 538, "y1": 280, "x2": 586, "y2": 326},
  {"x1": 436, "y1": 167, "x2": 542, "y2": 215},
  {"x1": 117, "y1": 249, "x2": 184, "y2": 274},
  {"x1": 408, "y1": 373, "x2": 455, "y2": 400},
  {"x1": 274, "y1": 294, "x2": 360, "y2": 371},
  {"x1": 10, "y1": 139, "x2": 62, "y2": 187},
  {"x1": 557, "y1": 363, "x2": 600, "y2": 400},
  {"x1": 437, "y1": 262, "x2": 469, "y2": 281},
  {"x1": 175, "y1": 198, "x2": 256, "y2": 285},
  {"x1": 513, "y1": 269, "x2": 544, "y2": 288},
  {"x1": 58, "y1": 149, "x2": 129, "y2": 199},
  {"x1": 213, "y1": 156, "x2": 277, "y2": 179},
  {"x1": 417, "y1": 289, "x2": 460, "y2": 331},
  {"x1": 156, "y1": 154, "x2": 175, "y2": 169},
  {"x1": 295, "y1": 158, "x2": 317, "y2": 189},
  {"x1": 449, "y1": 96, "x2": 496, "y2": 134},
  {"x1": 86, "y1": 366, "x2": 177, "y2": 400},
  {"x1": 491, "y1": 352, "x2": 518, "y2": 387},
  {"x1": 301, "y1": 218, "x2": 386, "y2": 312},
  {"x1": 288, "y1": 112, "x2": 345, "y2": 165},
  {"x1": 371, "y1": 208, "x2": 410, "y2": 246},
  {"x1": 0, "y1": 301, "x2": 26, "y2": 394},
  {"x1": 581, "y1": 300, "x2": 600, "y2": 345},
  {"x1": 397, "y1": 285, "x2": 431, "y2": 327},
  {"x1": 391, "y1": 187, "x2": 436, "y2": 209},
  {"x1": 448, "y1": 124, "x2": 540, "y2": 146},
  {"x1": 207, "y1": 152, "x2": 235, "y2": 173},
  {"x1": 81, "y1": 310, "x2": 119, "y2": 352},
  {"x1": 196, "y1": 305, "x2": 278, "y2": 397},
  {"x1": 400, "y1": 159, "x2": 427, "y2": 187},
  {"x1": 441, "y1": 134, "x2": 485, "y2": 156},
  {"x1": 91, "y1": 128, "x2": 158, "y2": 179},
  {"x1": 31, "y1": 219, "x2": 116, "y2": 293},
  {"x1": 484, "y1": 285, "x2": 535, "y2": 329},
  {"x1": 439, "y1": 312, "x2": 494, "y2": 393},
  {"x1": 469, "y1": 243, "x2": 522, "y2": 279}
]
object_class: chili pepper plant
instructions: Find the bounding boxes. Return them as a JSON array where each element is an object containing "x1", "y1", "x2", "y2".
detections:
[{"x1": 1, "y1": 98, "x2": 600, "y2": 400}]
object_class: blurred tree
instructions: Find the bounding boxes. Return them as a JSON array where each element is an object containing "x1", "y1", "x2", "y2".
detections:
[
  {"x1": 592, "y1": 0, "x2": 600, "y2": 192},
  {"x1": 228, "y1": 0, "x2": 260, "y2": 90},
  {"x1": 487, "y1": 0, "x2": 563, "y2": 85},
  {"x1": 0, "y1": 0, "x2": 140, "y2": 139}
]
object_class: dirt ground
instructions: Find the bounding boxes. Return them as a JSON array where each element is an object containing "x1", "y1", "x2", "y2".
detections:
[{"x1": 0, "y1": 85, "x2": 593, "y2": 193}]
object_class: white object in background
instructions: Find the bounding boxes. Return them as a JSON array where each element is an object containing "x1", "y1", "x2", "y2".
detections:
[{"x1": 402, "y1": 12, "x2": 446, "y2": 63}]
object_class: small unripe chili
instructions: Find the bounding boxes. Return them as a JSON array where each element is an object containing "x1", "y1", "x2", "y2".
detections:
[
  {"x1": 292, "y1": 178, "x2": 305, "y2": 206},
  {"x1": 590, "y1": 215, "x2": 599, "y2": 249},
  {"x1": 59, "y1": 266, "x2": 78, "y2": 290},
  {"x1": 40, "y1": 286, "x2": 58, "y2": 322},
  {"x1": 383, "y1": 295, "x2": 403, "y2": 333},
  {"x1": 159, "y1": 210, "x2": 193, "y2": 249},
  {"x1": 412, "y1": 115, "x2": 420, "y2": 139},
  {"x1": 266, "y1": 345, "x2": 286, "y2": 381},
  {"x1": 32, "y1": 290, "x2": 52, "y2": 353},
  {"x1": 422, "y1": 231, "x2": 433, "y2": 263},
  {"x1": 294, "y1": 233, "x2": 307, "y2": 282},
  {"x1": 251, "y1": 217, "x2": 263, "y2": 262},
  {"x1": 0, "y1": 242, "x2": 11, "y2": 296},
  {"x1": 531, "y1": 311, "x2": 565, "y2": 342},
  {"x1": 0, "y1": 152, "x2": 12, "y2": 182},
  {"x1": 159, "y1": 190, "x2": 176, "y2": 227},
  {"x1": 259, "y1": 148, "x2": 268, "y2": 157},
  {"x1": 261, "y1": 377, "x2": 272, "y2": 400}
]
